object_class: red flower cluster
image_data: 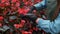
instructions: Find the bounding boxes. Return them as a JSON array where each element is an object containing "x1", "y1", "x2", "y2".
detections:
[
  {"x1": 0, "y1": 0, "x2": 42, "y2": 15},
  {"x1": 0, "y1": 0, "x2": 46, "y2": 34}
]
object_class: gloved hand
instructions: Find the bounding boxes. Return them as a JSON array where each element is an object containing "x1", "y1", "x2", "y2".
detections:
[
  {"x1": 24, "y1": 13, "x2": 38, "y2": 27},
  {"x1": 20, "y1": 13, "x2": 37, "y2": 22},
  {"x1": 24, "y1": 13, "x2": 37, "y2": 22},
  {"x1": 28, "y1": 6, "x2": 36, "y2": 13}
]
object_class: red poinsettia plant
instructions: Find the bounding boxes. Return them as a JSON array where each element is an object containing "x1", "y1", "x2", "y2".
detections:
[{"x1": 0, "y1": 0, "x2": 46, "y2": 34}]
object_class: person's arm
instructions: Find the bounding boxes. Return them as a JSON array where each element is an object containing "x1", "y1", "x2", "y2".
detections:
[
  {"x1": 34, "y1": 0, "x2": 46, "y2": 10},
  {"x1": 36, "y1": 18, "x2": 60, "y2": 34},
  {"x1": 24, "y1": 13, "x2": 60, "y2": 34},
  {"x1": 28, "y1": 0, "x2": 46, "y2": 13}
]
